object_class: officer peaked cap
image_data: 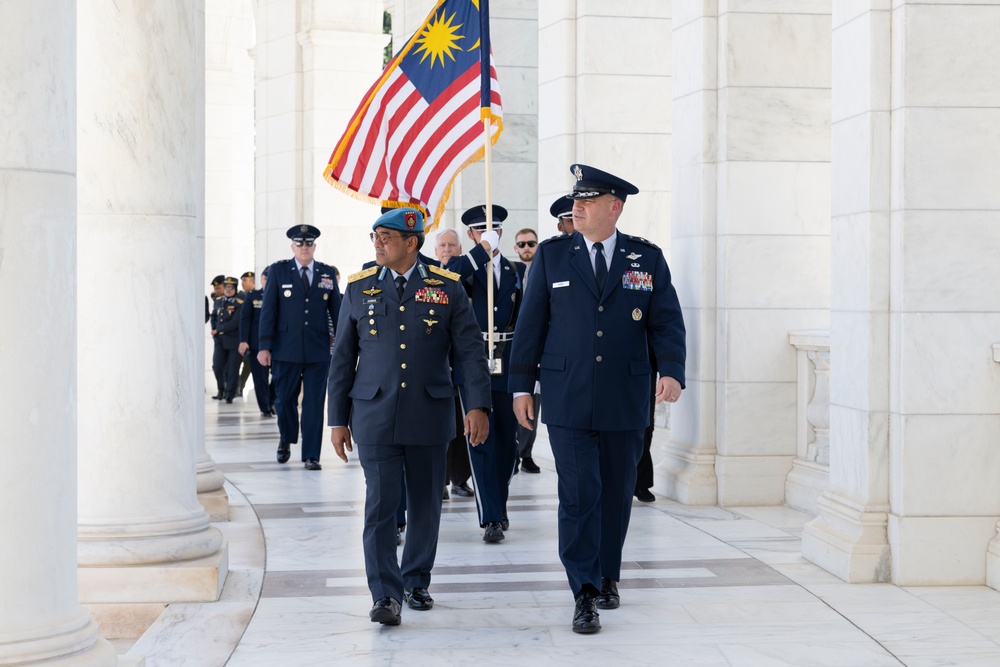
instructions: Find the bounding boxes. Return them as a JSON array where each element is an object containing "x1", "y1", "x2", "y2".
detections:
[
  {"x1": 549, "y1": 196, "x2": 574, "y2": 219},
  {"x1": 223, "y1": 276, "x2": 239, "y2": 287},
  {"x1": 287, "y1": 224, "x2": 321, "y2": 241},
  {"x1": 240, "y1": 271, "x2": 254, "y2": 279},
  {"x1": 374, "y1": 207, "x2": 424, "y2": 233},
  {"x1": 211, "y1": 274, "x2": 225, "y2": 286},
  {"x1": 567, "y1": 164, "x2": 639, "y2": 202},
  {"x1": 461, "y1": 204, "x2": 508, "y2": 230}
]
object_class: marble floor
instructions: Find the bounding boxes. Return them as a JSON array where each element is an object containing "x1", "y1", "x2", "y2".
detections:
[{"x1": 121, "y1": 397, "x2": 1000, "y2": 666}]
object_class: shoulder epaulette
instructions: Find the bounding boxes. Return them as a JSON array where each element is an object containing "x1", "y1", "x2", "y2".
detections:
[
  {"x1": 348, "y1": 266, "x2": 379, "y2": 283},
  {"x1": 428, "y1": 265, "x2": 460, "y2": 281},
  {"x1": 235, "y1": 298, "x2": 244, "y2": 304},
  {"x1": 540, "y1": 234, "x2": 573, "y2": 246},
  {"x1": 625, "y1": 234, "x2": 661, "y2": 251}
]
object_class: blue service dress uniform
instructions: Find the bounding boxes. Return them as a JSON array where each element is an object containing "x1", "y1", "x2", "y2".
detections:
[
  {"x1": 239, "y1": 287, "x2": 275, "y2": 415},
  {"x1": 258, "y1": 259, "x2": 341, "y2": 461},
  {"x1": 508, "y1": 230, "x2": 686, "y2": 597},
  {"x1": 447, "y1": 244, "x2": 525, "y2": 529},
  {"x1": 210, "y1": 295, "x2": 226, "y2": 397},
  {"x1": 328, "y1": 262, "x2": 491, "y2": 605},
  {"x1": 216, "y1": 295, "x2": 244, "y2": 401}
]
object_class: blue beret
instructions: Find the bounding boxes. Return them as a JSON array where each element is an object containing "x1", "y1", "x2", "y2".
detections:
[
  {"x1": 373, "y1": 207, "x2": 424, "y2": 233},
  {"x1": 287, "y1": 224, "x2": 321, "y2": 241},
  {"x1": 461, "y1": 204, "x2": 508, "y2": 229},
  {"x1": 568, "y1": 164, "x2": 639, "y2": 202},
  {"x1": 549, "y1": 196, "x2": 574, "y2": 219}
]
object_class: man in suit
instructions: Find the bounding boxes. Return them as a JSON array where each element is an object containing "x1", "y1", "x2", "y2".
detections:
[
  {"x1": 216, "y1": 277, "x2": 244, "y2": 403},
  {"x1": 447, "y1": 204, "x2": 525, "y2": 543},
  {"x1": 258, "y1": 224, "x2": 341, "y2": 470},
  {"x1": 328, "y1": 207, "x2": 491, "y2": 626},
  {"x1": 209, "y1": 275, "x2": 227, "y2": 399},
  {"x1": 509, "y1": 164, "x2": 686, "y2": 634},
  {"x1": 239, "y1": 267, "x2": 275, "y2": 417}
]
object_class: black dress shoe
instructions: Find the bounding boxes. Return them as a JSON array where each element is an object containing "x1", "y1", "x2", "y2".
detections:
[
  {"x1": 225, "y1": 397, "x2": 233, "y2": 404},
  {"x1": 260, "y1": 412, "x2": 272, "y2": 418},
  {"x1": 500, "y1": 516, "x2": 509, "y2": 531},
  {"x1": 634, "y1": 488, "x2": 655, "y2": 503},
  {"x1": 572, "y1": 593, "x2": 601, "y2": 634},
  {"x1": 276, "y1": 441, "x2": 290, "y2": 464},
  {"x1": 403, "y1": 587, "x2": 434, "y2": 611},
  {"x1": 595, "y1": 578, "x2": 620, "y2": 610},
  {"x1": 212, "y1": 392, "x2": 224, "y2": 400},
  {"x1": 304, "y1": 459, "x2": 321, "y2": 470},
  {"x1": 450, "y1": 482, "x2": 474, "y2": 497},
  {"x1": 369, "y1": 597, "x2": 401, "y2": 625},
  {"x1": 483, "y1": 522, "x2": 505, "y2": 543},
  {"x1": 520, "y1": 457, "x2": 540, "y2": 473}
]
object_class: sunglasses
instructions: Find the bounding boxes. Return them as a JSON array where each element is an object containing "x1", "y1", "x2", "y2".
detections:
[
  {"x1": 515, "y1": 241, "x2": 537, "y2": 249},
  {"x1": 293, "y1": 239, "x2": 315, "y2": 247}
]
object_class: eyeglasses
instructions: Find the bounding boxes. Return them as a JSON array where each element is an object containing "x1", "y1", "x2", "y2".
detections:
[
  {"x1": 370, "y1": 231, "x2": 403, "y2": 244},
  {"x1": 515, "y1": 241, "x2": 537, "y2": 249},
  {"x1": 293, "y1": 239, "x2": 315, "y2": 247}
]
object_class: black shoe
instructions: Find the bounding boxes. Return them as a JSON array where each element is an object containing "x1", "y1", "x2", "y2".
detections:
[
  {"x1": 212, "y1": 392, "x2": 224, "y2": 400},
  {"x1": 369, "y1": 597, "x2": 401, "y2": 625},
  {"x1": 276, "y1": 441, "x2": 290, "y2": 464},
  {"x1": 634, "y1": 488, "x2": 655, "y2": 503},
  {"x1": 520, "y1": 457, "x2": 540, "y2": 473},
  {"x1": 573, "y1": 592, "x2": 601, "y2": 634},
  {"x1": 595, "y1": 578, "x2": 620, "y2": 610},
  {"x1": 483, "y1": 522, "x2": 505, "y2": 543},
  {"x1": 450, "y1": 483, "x2": 474, "y2": 497},
  {"x1": 500, "y1": 516, "x2": 509, "y2": 531},
  {"x1": 396, "y1": 524, "x2": 405, "y2": 546},
  {"x1": 442, "y1": 485, "x2": 450, "y2": 500},
  {"x1": 225, "y1": 397, "x2": 233, "y2": 404},
  {"x1": 403, "y1": 587, "x2": 434, "y2": 611},
  {"x1": 304, "y1": 459, "x2": 321, "y2": 470},
  {"x1": 261, "y1": 412, "x2": 273, "y2": 418}
]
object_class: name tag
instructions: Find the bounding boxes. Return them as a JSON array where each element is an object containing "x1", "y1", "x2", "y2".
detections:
[
  {"x1": 281, "y1": 284, "x2": 293, "y2": 289},
  {"x1": 553, "y1": 281, "x2": 570, "y2": 289}
]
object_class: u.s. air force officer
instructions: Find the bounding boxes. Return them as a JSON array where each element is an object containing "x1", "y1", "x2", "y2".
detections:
[
  {"x1": 509, "y1": 165, "x2": 686, "y2": 635},
  {"x1": 258, "y1": 224, "x2": 341, "y2": 470},
  {"x1": 447, "y1": 204, "x2": 525, "y2": 543},
  {"x1": 328, "y1": 207, "x2": 491, "y2": 627},
  {"x1": 239, "y1": 267, "x2": 275, "y2": 417}
]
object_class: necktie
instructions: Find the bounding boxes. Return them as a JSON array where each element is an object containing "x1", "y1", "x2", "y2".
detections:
[
  {"x1": 593, "y1": 242, "x2": 607, "y2": 293},
  {"x1": 300, "y1": 266, "x2": 310, "y2": 292},
  {"x1": 395, "y1": 275, "x2": 406, "y2": 298}
]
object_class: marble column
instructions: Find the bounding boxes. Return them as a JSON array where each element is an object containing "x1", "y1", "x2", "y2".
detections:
[
  {"x1": 0, "y1": 2, "x2": 117, "y2": 665},
  {"x1": 668, "y1": 2, "x2": 831, "y2": 505},
  {"x1": 77, "y1": 0, "x2": 228, "y2": 603}
]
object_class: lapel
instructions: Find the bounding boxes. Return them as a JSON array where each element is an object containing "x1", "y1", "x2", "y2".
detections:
[
  {"x1": 602, "y1": 231, "x2": 629, "y2": 302},
  {"x1": 569, "y1": 232, "x2": 600, "y2": 300}
]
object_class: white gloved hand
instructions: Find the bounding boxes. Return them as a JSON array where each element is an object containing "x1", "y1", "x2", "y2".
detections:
[{"x1": 480, "y1": 230, "x2": 500, "y2": 252}]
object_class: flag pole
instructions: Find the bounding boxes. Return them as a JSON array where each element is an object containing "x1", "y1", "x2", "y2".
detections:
[{"x1": 484, "y1": 118, "x2": 495, "y2": 373}]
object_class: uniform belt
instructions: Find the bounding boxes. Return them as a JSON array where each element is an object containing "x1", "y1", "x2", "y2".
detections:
[{"x1": 482, "y1": 331, "x2": 515, "y2": 342}]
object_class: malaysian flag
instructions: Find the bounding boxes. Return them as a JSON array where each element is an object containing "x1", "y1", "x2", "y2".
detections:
[{"x1": 323, "y1": 0, "x2": 503, "y2": 231}]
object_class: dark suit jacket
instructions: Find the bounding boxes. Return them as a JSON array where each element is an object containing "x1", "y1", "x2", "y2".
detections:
[
  {"x1": 258, "y1": 259, "x2": 341, "y2": 363},
  {"x1": 508, "y1": 231, "x2": 685, "y2": 431},
  {"x1": 239, "y1": 288, "x2": 264, "y2": 350},
  {"x1": 327, "y1": 261, "x2": 491, "y2": 445}
]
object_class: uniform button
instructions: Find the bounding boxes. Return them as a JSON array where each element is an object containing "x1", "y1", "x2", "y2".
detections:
[
  {"x1": 494, "y1": 306, "x2": 498, "y2": 311},
  {"x1": 304, "y1": 310, "x2": 309, "y2": 314},
  {"x1": 304, "y1": 321, "x2": 309, "y2": 326},
  {"x1": 399, "y1": 305, "x2": 405, "y2": 311},
  {"x1": 493, "y1": 326, "x2": 498, "y2": 331},
  {"x1": 400, "y1": 344, "x2": 406, "y2": 350},
  {"x1": 429, "y1": 309, "x2": 435, "y2": 315},
  {"x1": 598, "y1": 306, "x2": 604, "y2": 312},
  {"x1": 369, "y1": 319, "x2": 375, "y2": 324},
  {"x1": 400, "y1": 325, "x2": 405, "y2": 331},
  {"x1": 401, "y1": 382, "x2": 407, "y2": 388},
  {"x1": 596, "y1": 356, "x2": 603, "y2": 362},
  {"x1": 401, "y1": 363, "x2": 407, "y2": 369},
  {"x1": 597, "y1": 331, "x2": 603, "y2": 337},
  {"x1": 305, "y1": 298, "x2": 309, "y2": 303}
]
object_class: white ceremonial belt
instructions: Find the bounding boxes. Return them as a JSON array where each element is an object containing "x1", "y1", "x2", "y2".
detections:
[{"x1": 482, "y1": 331, "x2": 515, "y2": 342}]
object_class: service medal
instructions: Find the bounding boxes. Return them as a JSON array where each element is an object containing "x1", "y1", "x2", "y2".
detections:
[{"x1": 632, "y1": 308, "x2": 642, "y2": 321}]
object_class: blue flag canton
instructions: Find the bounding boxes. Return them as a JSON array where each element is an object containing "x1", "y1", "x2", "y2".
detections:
[{"x1": 399, "y1": 1, "x2": 482, "y2": 103}]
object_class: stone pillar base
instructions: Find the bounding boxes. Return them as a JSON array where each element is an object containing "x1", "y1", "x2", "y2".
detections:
[
  {"x1": 785, "y1": 458, "x2": 829, "y2": 515},
  {"x1": 801, "y1": 492, "x2": 890, "y2": 582},
  {"x1": 0, "y1": 619, "x2": 119, "y2": 667},
  {"x1": 83, "y1": 603, "x2": 166, "y2": 641},
  {"x1": 715, "y1": 454, "x2": 794, "y2": 506},
  {"x1": 79, "y1": 543, "x2": 229, "y2": 604},
  {"x1": 656, "y1": 441, "x2": 718, "y2": 505},
  {"x1": 198, "y1": 488, "x2": 230, "y2": 522}
]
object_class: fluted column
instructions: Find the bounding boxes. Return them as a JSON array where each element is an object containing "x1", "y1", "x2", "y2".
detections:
[
  {"x1": 76, "y1": 0, "x2": 227, "y2": 602},
  {"x1": 0, "y1": 2, "x2": 116, "y2": 664}
]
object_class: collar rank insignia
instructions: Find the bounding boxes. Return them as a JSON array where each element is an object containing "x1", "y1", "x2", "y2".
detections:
[
  {"x1": 424, "y1": 278, "x2": 444, "y2": 286},
  {"x1": 362, "y1": 287, "x2": 382, "y2": 296},
  {"x1": 625, "y1": 252, "x2": 642, "y2": 260}
]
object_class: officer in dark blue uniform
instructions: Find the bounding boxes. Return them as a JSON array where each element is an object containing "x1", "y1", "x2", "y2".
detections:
[
  {"x1": 216, "y1": 277, "x2": 244, "y2": 403},
  {"x1": 551, "y1": 195, "x2": 575, "y2": 235},
  {"x1": 509, "y1": 165, "x2": 686, "y2": 635},
  {"x1": 447, "y1": 204, "x2": 525, "y2": 543},
  {"x1": 328, "y1": 207, "x2": 491, "y2": 626},
  {"x1": 209, "y1": 275, "x2": 226, "y2": 399},
  {"x1": 240, "y1": 267, "x2": 275, "y2": 417},
  {"x1": 258, "y1": 224, "x2": 341, "y2": 470}
]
